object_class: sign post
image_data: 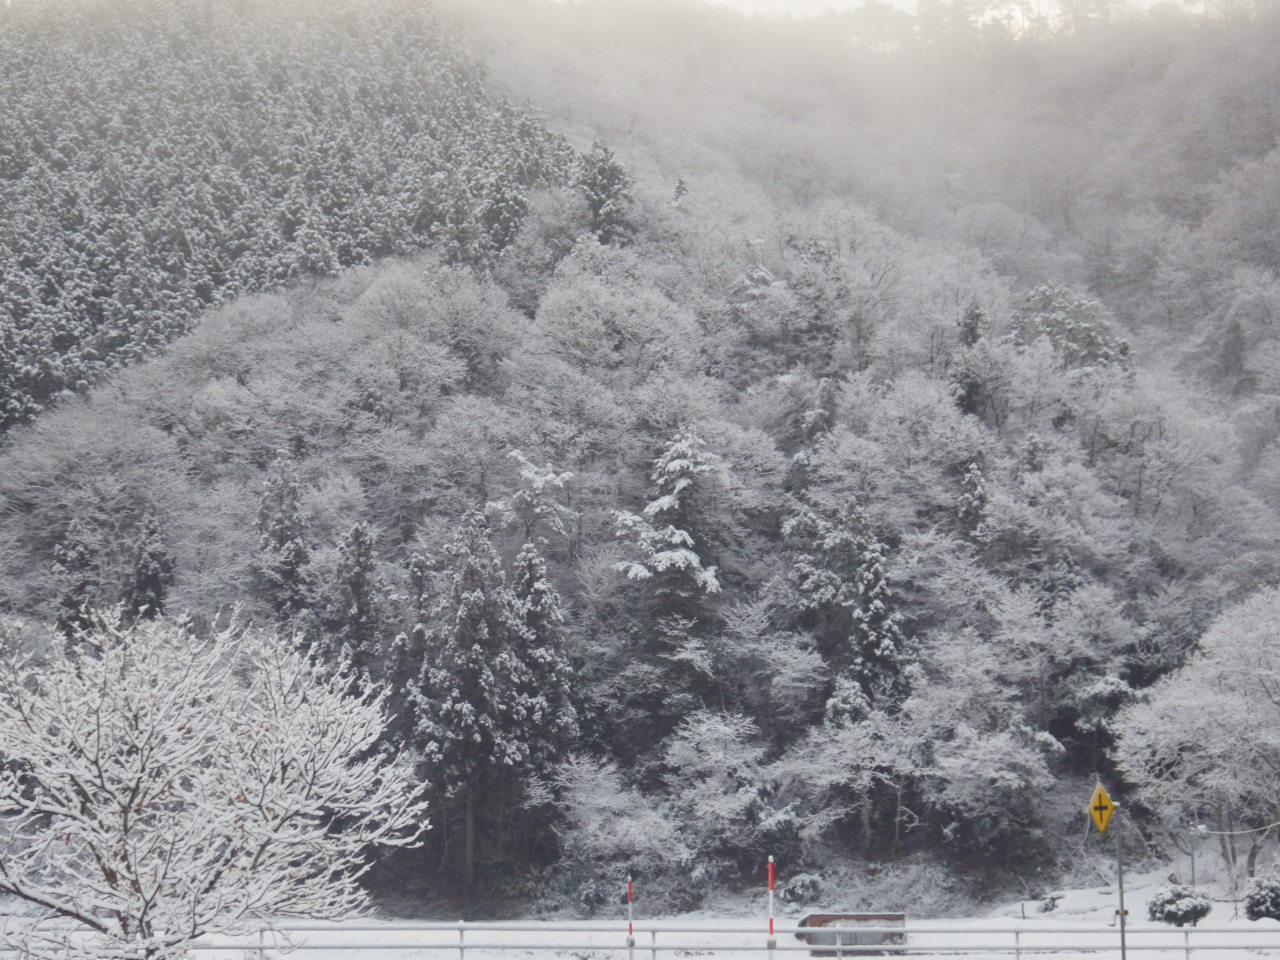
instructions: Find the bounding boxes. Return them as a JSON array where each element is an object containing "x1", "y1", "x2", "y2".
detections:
[{"x1": 1088, "y1": 783, "x2": 1125, "y2": 960}]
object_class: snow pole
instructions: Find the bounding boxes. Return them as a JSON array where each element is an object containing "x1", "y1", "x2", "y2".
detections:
[
  {"x1": 767, "y1": 855, "x2": 777, "y2": 960},
  {"x1": 768, "y1": 855, "x2": 776, "y2": 936},
  {"x1": 1116, "y1": 810, "x2": 1127, "y2": 960},
  {"x1": 627, "y1": 874, "x2": 635, "y2": 960}
]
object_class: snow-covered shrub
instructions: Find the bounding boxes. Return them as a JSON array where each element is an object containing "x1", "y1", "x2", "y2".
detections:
[
  {"x1": 1245, "y1": 874, "x2": 1280, "y2": 921},
  {"x1": 575, "y1": 877, "x2": 616, "y2": 915},
  {"x1": 1147, "y1": 885, "x2": 1211, "y2": 927},
  {"x1": 779, "y1": 873, "x2": 824, "y2": 904}
]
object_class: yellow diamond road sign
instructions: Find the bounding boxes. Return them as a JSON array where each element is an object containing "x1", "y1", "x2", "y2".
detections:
[{"x1": 1089, "y1": 783, "x2": 1114, "y2": 835}]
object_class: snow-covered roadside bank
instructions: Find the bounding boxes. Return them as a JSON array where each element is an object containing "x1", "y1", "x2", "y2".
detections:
[{"x1": 175, "y1": 912, "x2": 1280, "y2": 960}]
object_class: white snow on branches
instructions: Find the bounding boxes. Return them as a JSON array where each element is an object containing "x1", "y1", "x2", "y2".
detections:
[{"x1": 0, "y1": 611, "x2": 429, "y2": 960}]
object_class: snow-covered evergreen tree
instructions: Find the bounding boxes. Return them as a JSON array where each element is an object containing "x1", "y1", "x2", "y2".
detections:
[
  {"x1": 413, "y1": 512, "x2": 538, "y2": 886},
  {"x1": 122, "y1": 514, "x2": 174, "y2": 622},
  {"x1": 319, "y1": 522, "x2": 384, "y2": 681},
  {"x1": 577, "y1": 141, "x2": 634, "y2": 246},
  {"x1": 489, "y1": 450, "x2": 577, "y2": 551},
  {"x1": 614, "y1": 430, "x2": 722, "y2": 614},
  {"x1": 510, "y1": 542, "x2": 578, "y2": 766},
  {"x1": 383, "y1": 552, "x2": 432, "y2": 750},
  {"x1": 253, "y1": 456, "x2": 315, "y2": 622},
  {"x1": 784, "y1": 503, "x2": 910, "y2": 717},
  {"x1": 958, "y1": 459, "x2": 988, "y2": 539},
  {"x1": 51, "y1": 517, "x2": 98, "y2": 638}
]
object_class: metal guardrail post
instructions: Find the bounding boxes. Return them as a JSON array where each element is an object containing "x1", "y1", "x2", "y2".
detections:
[
  {"x1": 1184, "y1": 928, "x2": 1191, "y2": 960},
  {"x1": 650, "y1": 928, "x2": 657, "y2": 960},
  {"x1": 458, "y1": 920, "x2": 465, "y2": 960},
  {"x1": 1013, "y1": 928, "x2": 1020, "y2": 960},
  {"x1": 257, "y1": 925, "x2": 266, "y2": 960}
]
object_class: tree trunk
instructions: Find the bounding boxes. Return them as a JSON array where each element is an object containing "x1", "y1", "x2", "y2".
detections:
[{"x1": 464, "y1": 790, "x2": 476, "y2": 889}]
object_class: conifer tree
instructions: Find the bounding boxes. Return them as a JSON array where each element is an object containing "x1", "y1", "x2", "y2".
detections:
[
  {"x1": 122, "y1": 514, "x2": 175, "y2": 622},
  {"x1": 383, "y1": 552, "x2": 432, "y2": 750},
  {"x1": 510, "y1": 542, "x2": 578, "y2": 766},
  {"x1": 614, "y1": 430, "x2": 722, "y2": 617},
  {"x1": 413, "y1": 512, "x2": 538, "y2": 887},
  {"x1": 51, "y1": 517, "x2": 98, "y2": 638},
  {"x1": 577, "y1": 142, "x2": 634, "y2": 246},
  {"x1": 784, "y1": 503, "x2": 910, "y2": 718},
  {"x1": 253, "y1": 456, "x2": 315, "y2": 622},
  {"x1": 959, "y1": 459, "x2": 988, "y2": 539},
  {"x1": 319, "y1": 522, "x2": 384, "y2": 681}
]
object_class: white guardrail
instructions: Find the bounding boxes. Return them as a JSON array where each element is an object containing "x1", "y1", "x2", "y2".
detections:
[{"x1": 4, "y1": 920, "x2": 1280, "y2": 959}]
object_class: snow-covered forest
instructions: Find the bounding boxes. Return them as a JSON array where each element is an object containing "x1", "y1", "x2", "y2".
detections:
[{"x1": 3, "y1": 0, "x2": 1280, "y2": 951}]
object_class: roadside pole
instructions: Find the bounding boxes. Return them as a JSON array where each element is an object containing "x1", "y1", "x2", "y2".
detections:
[
  {"x1": 1116, "y1": 807, "x2": 1127, "y2": 960},
  {"x1": 767, "y1": 855, "x2": 776, "y2": 960},
  {"x1": 627, "y1": 875, "x2": 635, "y2": 960},
  {"x1": 1088, "y1": 782, "x2": 1124, "y2": 960}
]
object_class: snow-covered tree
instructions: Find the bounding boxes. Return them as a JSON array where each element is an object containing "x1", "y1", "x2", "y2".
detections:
[
  {"x1": 319, "y1": 522, "x2": 385, "y2": 681},
  {"x1": 253, "y1": 456, "x2": 315, "y2": 622},
  {"x1": 383, "y1": 551, "x2": 432, "y2": 750},
  {"x1": 784, "y1": 502, "x2": 910, "y2": 716},
  {"x1": 1114, "y1": 585, "x2": 1280, "y2": 879},
  {"x1": 614, "y1": 430, "x2": 722, "y2": 612},
  {"x1": 0, "y1": 611, "x2": 427, "y2": 960},
  {"x1": 1011, "y1": 284, "x2": 1131, "y2": 372},
  {"x1": 958, "y1": 459, "x2": 987, "y2": 539},
  {"x1": 122, "y1": 514, "x2": 174, "y2": 622},
  {"x1": 414, "y1": 512, "x2": 539, "y2": 886},
  {"x1": 577, "y1": 142, "x2": 634, "y2": 245},
  {"x1": 488, "y1": 450, "x2": 577, "y2": 550},
  {"x1": 51, "y1": 516, "x2": 99, "y2": 637},
  {"x1": 510, "y1": 542, "x2": 578, "y2": 766}
]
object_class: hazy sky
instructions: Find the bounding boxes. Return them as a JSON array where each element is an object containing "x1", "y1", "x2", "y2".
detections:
[
  {"x1": 704, "y1": 0, "x2": 1151, "y2": 15},
  {"x1": 706, "y1": 0, "x2": 918, "y2": 14}
]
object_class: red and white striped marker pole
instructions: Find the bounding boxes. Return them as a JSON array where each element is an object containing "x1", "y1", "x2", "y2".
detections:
[
  {"x1": 767, "y1": 856, "x2": 777, "y2": 960},
  {"x1": 768, "y1": 856, "x2": 775, "y2": 936},
  {"x1": 627, "y1": 875, "x2": 635, "y2": 960}
]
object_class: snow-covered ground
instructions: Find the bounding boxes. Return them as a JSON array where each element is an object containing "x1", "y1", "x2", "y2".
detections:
[
  {"x1": 185, "y1": 910, "x2": 1280, "y2": 960},
  {"x1": 180, "y1": 869, "x2": 1280, "y2": 960},
  {"x1": 6, "y1": 868, "x2": 1280, "y2": 959}
]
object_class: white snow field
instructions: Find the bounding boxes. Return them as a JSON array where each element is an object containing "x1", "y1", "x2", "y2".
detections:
[
  {"x1": 182, "y1": 873, "x2": 1280, "y2": 960},
  {"x1": 6, "y1": 871, "x2": 1280, "y2": 959},
  {"x1": 179, "y1": 912, "x2": 1280, "y2": 960}
]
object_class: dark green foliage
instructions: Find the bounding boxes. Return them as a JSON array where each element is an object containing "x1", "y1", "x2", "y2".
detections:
[
  {"x1": 415, "y1": 514, "x2": 536, "y2": 789},
  {"x1": 382, "y1": 553, "x2": 432, "y2": 750}
]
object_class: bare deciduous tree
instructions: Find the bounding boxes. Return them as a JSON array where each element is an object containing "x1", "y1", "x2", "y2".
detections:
[{"x1": 0, "y1": 611, "x2": 428, "y2": 960}]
